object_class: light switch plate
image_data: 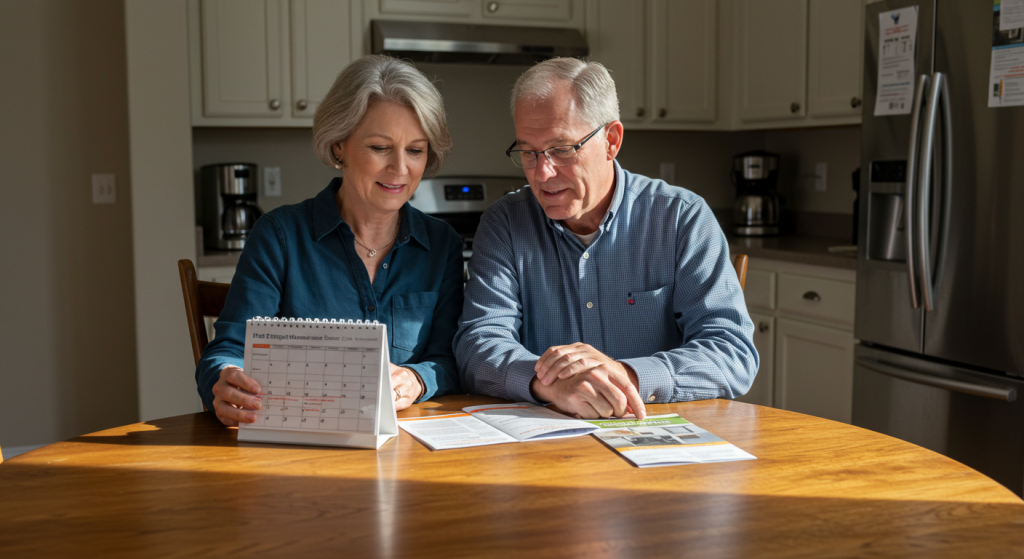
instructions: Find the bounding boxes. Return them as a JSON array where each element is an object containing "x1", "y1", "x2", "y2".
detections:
[
  {"x1": 92, "y1": 173, "x2": 116, "y2": 204},
  {"x1": 264, "y1": 166, "x2": 282, "y2": 197},
  {"x1": 814, "y1": 162, "x2": 828, "y2": 192}
]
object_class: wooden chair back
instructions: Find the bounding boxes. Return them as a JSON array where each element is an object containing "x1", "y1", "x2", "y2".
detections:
[
  {"x1": 734, "y1": 253, "x2": 749, "y2": 292},
  {"x1": 178, "y1": 259, "x2": 231, "y2": 366}
]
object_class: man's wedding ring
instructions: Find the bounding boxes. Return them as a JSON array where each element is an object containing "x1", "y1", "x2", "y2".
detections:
[{"x1": 395, "y1": 388, "x2": 403, "y2": 399}]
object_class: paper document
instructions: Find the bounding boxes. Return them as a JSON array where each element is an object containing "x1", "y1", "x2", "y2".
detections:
[
  {"x1": 584, "y1": 415, "x2": 756, "y2": 468},
  {"x1": 874, "y1": 7, "x2": 919, "y2": 116},
  {"x1": 398, "y1": 402, "x2": 599, "y2": 450},
  {"x1": 990, "y1": 1, "x2": 1024, "y2": 108}
]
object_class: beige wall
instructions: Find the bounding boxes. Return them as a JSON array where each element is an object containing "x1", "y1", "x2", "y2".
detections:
[
  {"x1": 0, "y1": 1, "x2": 138, "y2": 451},
  {"x1": 765, "y1": 125, "x2": 861, "y2": 215},
  {"x1": 126, "y1": 0, "x2": 201, "y2": 421}
]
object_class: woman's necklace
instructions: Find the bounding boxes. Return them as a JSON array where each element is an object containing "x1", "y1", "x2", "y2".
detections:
[{"x1": 353, "y1": 217, "x2": 400, "y2": 258}]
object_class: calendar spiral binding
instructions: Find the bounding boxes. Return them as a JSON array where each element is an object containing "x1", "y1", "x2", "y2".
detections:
[{"x1": 246, "y1": 317, "x2": 380, "y2": 329}]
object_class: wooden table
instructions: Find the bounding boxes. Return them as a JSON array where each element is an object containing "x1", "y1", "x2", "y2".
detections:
[{"x1": 2, "y1": 396, "x2": 1023, "y2": 557}]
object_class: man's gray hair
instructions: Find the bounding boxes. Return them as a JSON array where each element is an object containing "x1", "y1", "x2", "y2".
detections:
[
  {"x1": 510, "y1": 58, "x2": 620, "y2": 128},
  {"x1": 313, "y1": 55, "x2": 452, "y2": 177}
]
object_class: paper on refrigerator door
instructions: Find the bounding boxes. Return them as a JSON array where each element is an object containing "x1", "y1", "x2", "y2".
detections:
[
  {"x1": 990, "y1": 0, "x2": 1024, "y2": 108},
  {"x1": 874, "y1": 7, "x2": 919, "y2": 116}
]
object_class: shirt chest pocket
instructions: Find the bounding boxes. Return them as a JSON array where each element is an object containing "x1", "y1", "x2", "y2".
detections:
[
  {"x1": 392, "y1": 291, "x2": 440, "y2": 353},
  {"x1": 625, "y1": 284, "x2": 675, "y2": 329}
]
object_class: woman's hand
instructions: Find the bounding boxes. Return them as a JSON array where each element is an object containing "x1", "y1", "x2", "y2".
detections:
[
  {"x1": 389, "y1": 363, "x2": 424, "y2": 411},
  {"x1": 212, "y1": 366, "x2": 262, "y2": 427}
]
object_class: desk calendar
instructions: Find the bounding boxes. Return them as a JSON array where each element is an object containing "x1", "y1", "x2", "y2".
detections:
[{"x1": 238, "y1": 317, "x2": 397, "y2": 449}]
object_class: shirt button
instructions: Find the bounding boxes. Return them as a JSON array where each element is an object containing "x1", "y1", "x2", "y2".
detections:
[
  {"x1": 586, "y1": 302, "x2": 593, "y2": 309},
  {"x1": 367, "y1": 304, "x2": 375, "y2": 312},
  {"x1": 382, "y1": 263, "x2": 388, "y2": 269},
  {"x1": 583, "y1": 252, "x2": 590, "y2": 259},
  {"x1": 648, "y1": 395, "x2": 656, "y2": 402}
]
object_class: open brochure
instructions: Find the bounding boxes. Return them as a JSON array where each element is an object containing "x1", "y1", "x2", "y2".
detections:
[
  {"x1": 584, "y1": 415, "x2": 756, "y2": 468},
  {"x1": 397, "y1": 402, "x2": 599, "y2": 450}
]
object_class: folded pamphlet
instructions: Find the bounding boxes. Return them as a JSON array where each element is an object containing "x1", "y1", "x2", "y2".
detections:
[
  {"x1": 397, "y1": 402, "x2": 598, "y2": 450},
  {"x1": 584, "y1": 415, "x2": 756, "y2": 468}
]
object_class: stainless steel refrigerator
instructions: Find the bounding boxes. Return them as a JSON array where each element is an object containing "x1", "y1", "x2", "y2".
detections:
[{"x1": 855, "y1": 0, "x2": 1024, "y2": 496}]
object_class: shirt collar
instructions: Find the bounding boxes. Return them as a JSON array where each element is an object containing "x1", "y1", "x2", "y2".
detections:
[{"x1": 312, "y1": 177, "x2": 430, "y2": 251}]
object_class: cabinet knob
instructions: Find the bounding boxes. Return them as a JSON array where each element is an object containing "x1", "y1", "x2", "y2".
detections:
[
  {"x1": 758, "y1": 321, "x2": 770, "y2": 333},
  {"x1": 658, "y1": 108, "x2": 667, "y2": 118},
  {"x1": 269, "y1": 99, "x2": 281, "y2": 110},
  {"x1": 296, "y1": 99, "x2": 308, "y2": 110},
  {"x1": 790, "y1": 102, "x2": 801, "y2": 114},
  {"x1": 636, "y1": 107, "x2": 645, "y2": 118},
  {"x1": 850, "y1": 96, "x2": 862, "y2": 108},
  {"x1": 487, "y1": 1, "x2": 499, "y2": 13},
  {"x1": 802, "y1": 291, "x2": 821, "y2": 302}
]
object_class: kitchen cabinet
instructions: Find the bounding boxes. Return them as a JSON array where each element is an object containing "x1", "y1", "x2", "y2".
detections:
[
  {"x1": 734, "y1": 0, "x2": 864, "y2": 129},
  {"x1": 736, "y1": 0, "x2": 807, "y2": 123},
  {"x1": 188, "y1": 0, "x2": 363, "y2": 126},
  {"x1": 369, "y1": 0, "x2": 585, "y2": 28},
  {"x1": 733, "y1": 257, "x2": 856, "y2": 422},
  {"x1": 807, "y1": 0, "x2": 864, "y2": 118},
  {"x1": 586, "y1": 0, "x2": 717, "y2": 129},
  {"x1": 735, "y1": 312, "x2": 774, "y2": 407},
  {"x1": 774, "y1": 317, "x2": 855, "y2": 423}
]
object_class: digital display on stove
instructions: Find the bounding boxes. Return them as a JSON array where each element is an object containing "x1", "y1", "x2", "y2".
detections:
[{"x1": 444, "y1": 184, "x2": 484, "y2": 201}]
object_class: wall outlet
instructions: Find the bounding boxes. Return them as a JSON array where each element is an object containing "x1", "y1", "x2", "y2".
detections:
[
  {"x1": 91, "y1": 173, "x2": 116, "y2": 204},
  {"x1": 814, "y1": 162, "x2": 828, "y2": 192},
  {"x1": 659, "y1": 162, "x2": 676, "y2": 185},
  {"x1": 264, "y1": 166, "x2": 282, "y2": 197}
]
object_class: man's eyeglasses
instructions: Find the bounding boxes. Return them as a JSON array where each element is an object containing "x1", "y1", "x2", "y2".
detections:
[{"x1": 505, "y1": 124, "x2": 609, "y2": 169}]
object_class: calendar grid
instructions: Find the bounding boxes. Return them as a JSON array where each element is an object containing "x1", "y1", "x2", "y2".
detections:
[{"x1": 243, "y1": 320, "x2": 384, "y2": 435}]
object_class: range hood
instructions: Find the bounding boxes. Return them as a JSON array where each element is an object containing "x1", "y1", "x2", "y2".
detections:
[{"x1": 371, "y1": 20, "x2": 588, "y2": 65}]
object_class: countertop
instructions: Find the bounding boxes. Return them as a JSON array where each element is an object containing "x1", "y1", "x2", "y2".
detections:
[{"x1": 726, "y1": 233, "x2": 858, "y2": 270}]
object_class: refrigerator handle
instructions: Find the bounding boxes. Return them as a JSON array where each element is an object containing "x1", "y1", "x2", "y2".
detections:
[
  {"x1": 856, "y1": 358, "x2": 1017, "y2": 402},
  {"x1": 933, "y1": 73, "x2": 953, "y2": 299},
  {"x1": 917, "y1": 73, "x2": 946, "y2": 312},
  {"x1": 913, "y1": 71, "x2": 950, "y2": 311},
  {"x1": 904, "y1": 74, "x2": 930, "y2": 310}
]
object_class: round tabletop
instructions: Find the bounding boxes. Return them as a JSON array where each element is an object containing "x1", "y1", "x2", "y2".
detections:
[{"x1": 1, "y1": 395, "x2": 1022, "y2": 557}]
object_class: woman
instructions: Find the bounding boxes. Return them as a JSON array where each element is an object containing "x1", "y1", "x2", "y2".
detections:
[{"x1": 196, "y1": 55, "x2": 463, "y2": 426}]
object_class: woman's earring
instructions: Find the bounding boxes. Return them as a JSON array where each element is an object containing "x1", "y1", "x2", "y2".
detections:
[{"x1": 333, "y1": 155, "x2": 343, "y2": 170}]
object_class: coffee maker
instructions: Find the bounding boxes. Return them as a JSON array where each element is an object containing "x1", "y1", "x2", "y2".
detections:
[
  {"x1": 202, "y1": 163, "x2": 263, "y2": 250},
  {"x1": 733, "y1": 151, "x2": 782, "y2": 236}
]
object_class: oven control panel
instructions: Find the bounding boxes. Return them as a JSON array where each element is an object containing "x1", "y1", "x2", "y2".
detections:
[{"x1": 444, "y1": 184, "x2": 484, "y2": 201}]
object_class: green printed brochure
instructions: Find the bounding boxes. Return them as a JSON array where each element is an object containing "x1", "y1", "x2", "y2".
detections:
[{"x1": 584, "y1": 414, "x2": 756, "y2": 468}]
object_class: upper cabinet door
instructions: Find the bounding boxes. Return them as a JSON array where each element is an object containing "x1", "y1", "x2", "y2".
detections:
[
  {"x1": 736, "y1": 0, "x2": 807, "y2": 122},
  {"x1": 650, "y1": 0, "x2": 717, "y2": 123},
  {"x1": 379, "y1": 0, "x2": 474, "y2": 17},
  {"x1": 480, "y1": 0, "x2": 572, "y2": 22},
  {"x1": 586, "y1": 0, "x2": 646, "y2": 124},
  {"x1": 200, "y1": 0, "x2": 286, "y2": 118},
  {"x1": 290, "y1": 0, "x2": 361, "y2": 118},
  {"x1": 807, "y1": 0, "x2": 864, "y2": 118}
]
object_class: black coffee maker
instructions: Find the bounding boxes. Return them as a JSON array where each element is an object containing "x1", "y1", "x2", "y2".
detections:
[
  {"x1": 202, "y1": 163, "x2": 263, "y2": 250},
  {"x1": 733, "y1": 150, "x2": 781, "y2": 236}
]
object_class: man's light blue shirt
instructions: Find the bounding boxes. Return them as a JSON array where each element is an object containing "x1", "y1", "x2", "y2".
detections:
[{"x1": 454, "y1": 161, "x2": 757, "y2": 404}]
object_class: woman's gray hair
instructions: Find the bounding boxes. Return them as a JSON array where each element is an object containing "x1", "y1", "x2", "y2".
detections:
[
  {"x1": 510, "y1": 58, "x2": 619, "y2": 128},
  {"x1": 313, "y1": 55, "x2": 452, "y2": 177}
]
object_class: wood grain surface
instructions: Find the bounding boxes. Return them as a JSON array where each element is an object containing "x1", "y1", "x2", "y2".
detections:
[{"x1": 1, "y1": 395, "x2": 1022, "y2": 558}]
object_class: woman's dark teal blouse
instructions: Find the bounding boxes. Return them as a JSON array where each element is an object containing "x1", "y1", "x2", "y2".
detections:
[{"x1": 196, "y1": 179, "x2": 464, "y2": 412}]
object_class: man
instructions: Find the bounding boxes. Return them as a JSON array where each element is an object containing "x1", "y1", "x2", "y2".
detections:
[{"x1": 453, "y1": 58, "x2": 757, "y2": 419}]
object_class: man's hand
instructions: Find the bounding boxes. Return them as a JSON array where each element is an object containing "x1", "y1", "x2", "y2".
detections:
[
  {"x1": 531, "y1": 343, "x2": 646, "y2": 419},
  {"x1": 212, "y1": 366, "x2": 262, "y2": 427}
]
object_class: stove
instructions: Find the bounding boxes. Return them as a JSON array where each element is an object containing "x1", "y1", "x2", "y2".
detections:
[{"x1": 409, "y1": 176, "x2": 525, "y2": 279}]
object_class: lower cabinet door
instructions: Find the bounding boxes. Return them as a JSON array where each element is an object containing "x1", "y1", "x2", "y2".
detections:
[
  {"x1": 774, "y1": 317, "x2": 855, "y2": 423},
  {"x1": 735, "y1": 312, "x2": 774, "y2": 407}
]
